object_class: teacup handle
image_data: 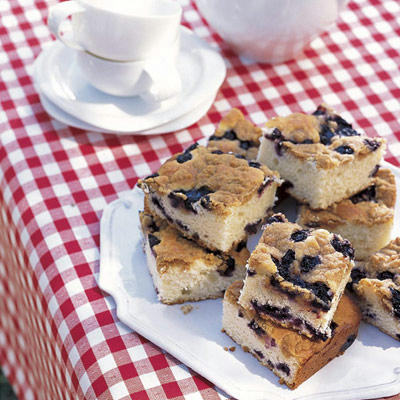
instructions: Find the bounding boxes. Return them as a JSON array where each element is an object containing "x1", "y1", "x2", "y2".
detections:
[{"x1": 48, "y1": 1, "x2": 85, "y2": 51}]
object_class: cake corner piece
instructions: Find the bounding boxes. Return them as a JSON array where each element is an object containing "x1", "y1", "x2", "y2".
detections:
[
  {"x1": 206, "y1": 108, "x2": 262, "y2": 160},
  {"x1": 349, "y1": 237, "x2": 400, "y2": 341},
  {"x1": 297, "y1": 166, "x2": 396, "y2": 260},
  {"x1": 257, "y1": 105, "x2": 386, "y2": 209},
  {"x1": 138, "y1": 144, "x2": 281, "y2": 252},
  {"x1": 139, "y1": 204, "x2": 249, "y2": 305}
]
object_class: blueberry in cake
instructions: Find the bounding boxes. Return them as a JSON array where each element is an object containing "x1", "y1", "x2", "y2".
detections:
[
  {"x1": 223, "y1": 281, "x2": 361, "y2": 389},
  {"x1": 297, "y1": 167, "x2": 396, "y2": 260},
  {"x1": 257, "y1": 105, "x2": 386, "y2": 209},
  {"x1": 138, "y1": 144, "x2": 281, "y2": 252},
  {"x1": 238, "y1": 214, "x2": 354, "y2": 340},
  {"x1": 140, "y1": 204, "x2": 249, "y2": 304},
  {"x1": 349, "y1": 237, "x2": 400, "y2": 341},
  {"x1": 206, "y1": 108, "x2": 262, "y2": 160}
]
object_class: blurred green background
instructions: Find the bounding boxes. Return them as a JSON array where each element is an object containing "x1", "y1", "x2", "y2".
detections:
[{"x1": 0, "y1": 368, "x2": 17, "y2": 400}]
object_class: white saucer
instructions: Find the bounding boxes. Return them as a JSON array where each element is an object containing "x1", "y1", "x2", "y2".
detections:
[
  {"x1": 38, "y1": 90, "x2": 218, "y2": 135},
  {"x1": 33, "y1": 27, "x2": 226, "y2": 134}
]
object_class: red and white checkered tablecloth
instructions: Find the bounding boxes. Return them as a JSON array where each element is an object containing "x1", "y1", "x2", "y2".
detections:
[{"x1": 0, "y1": 0, "x2": 399, "y2": 399}]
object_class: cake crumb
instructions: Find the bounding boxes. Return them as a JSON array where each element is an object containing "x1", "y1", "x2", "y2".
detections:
[
  {"x1": 224, "y1": 347, "x2": 229, "y2": 351},
  {"x1": 221, "y1": 328, "x2": 225, "y2": 333},
  {"x1": 180, "y1": 305, "x2": 194, "y2": 315},
  {"x1": 229, "y1": 346, "x2": 236, "y2": 352}
]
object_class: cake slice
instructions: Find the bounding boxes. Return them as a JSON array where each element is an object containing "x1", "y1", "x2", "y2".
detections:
[
  {"x1": 238, "y1": 214, "x2": 354, "y2": 340},
  {"x1": 349, "y1": 238, "x2": 400, "y2": 341},
  {"x1": 207, "y1": 108, "x2": 262, "y2": 160},
  {"x1": 297, "y1": 167, "x2": 396, "y2": 260},
  {"x1": 138, "y1": 144, "x2": 281, "y2": 252},
  {"x1": 140, "y1": 207, "x2": 249, "y2": 304},
  {"x1": 257, "y1": 105, "x2": 386, "y2": 209},
  {"x1": 223, "y1": 281, "x2": 361, "y2": 389}
]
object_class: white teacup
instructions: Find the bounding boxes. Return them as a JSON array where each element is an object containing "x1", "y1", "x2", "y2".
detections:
[
  {"x1": 196, "y1": 0, "x2": 348, "y2": 64},
  {"x1": 48, "y1": 0, "x2": 182, "y2": 61},
  {"x1": 76, "y1": 35, "x2": 181, "y2": 100}
]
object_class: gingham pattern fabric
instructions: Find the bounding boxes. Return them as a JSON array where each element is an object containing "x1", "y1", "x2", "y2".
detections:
[{"x1": 0, "y1": 0, "x2": 399, "y2": 399}]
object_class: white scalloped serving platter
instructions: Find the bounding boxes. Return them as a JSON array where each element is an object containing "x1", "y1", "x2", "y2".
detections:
[{"x1": 99, "y1": 160, "x2": 400, "y2": 400}]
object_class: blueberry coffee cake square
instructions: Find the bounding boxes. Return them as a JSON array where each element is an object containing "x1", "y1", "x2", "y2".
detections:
[
  {"x1": 349, "y1": 237, "x2": 400, "y2": 341},
  {"x1": 297, "y1": 167, "x2": 396, "y2": 260},
  {"x1": 138, "y1": 144, "x2": 281, "y2": 252},
  {"x1": 238, "y1": 214, "x2": 354, "y2": 340},
  {"x1": 257, "y1": 105, "x2": 386, "y2": 209},
  {"x1": 206, "y1": 108, "x2": 262, "y2": 160},
  {"x1": 140, "y1": 205, "x2": 249, "y2": 304},
  {"x1": 223, "y1": 281, "x2": 361, "y2": 389}
]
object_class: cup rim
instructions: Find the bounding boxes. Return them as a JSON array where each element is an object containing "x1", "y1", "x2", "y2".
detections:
[{"x1": 78, "y1": 0, "x2": 182, "y2": 19}]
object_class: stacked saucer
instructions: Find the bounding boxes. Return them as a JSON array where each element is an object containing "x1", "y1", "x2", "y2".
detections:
[{"x1": 33, "y1": 0, "x2": 226, "y2": 135}]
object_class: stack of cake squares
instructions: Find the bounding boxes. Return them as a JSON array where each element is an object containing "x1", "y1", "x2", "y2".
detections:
[
  {"x1": 258, "y1": 104, "x2": 394, "y2": 260},
  {"x1": 137, "y1": 112, "x2": 281, "y2": 304},
  {"x1": 222, "y1": 212, "x2": 362, "y2": 389},
  {"x1": 256, "y1": 105, "x2": 400, "y2": 343},
  {"x1": 221, "y1": 106, "x2": 399, "y2": 388},
  {"x1": 221, "y1": 105, "x2": 398, "y2": 389},
  {"x1": 137, "y1": 106, "x2": 398, "y2": 389}
]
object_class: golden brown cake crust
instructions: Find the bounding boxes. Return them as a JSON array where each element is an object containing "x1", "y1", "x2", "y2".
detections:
[
  {"x1": 291, "y1": 306, "x2": 360, "y2": 389},
  {"x1": 354, "y1": 278, "x2": 395, "y2": 314},
  {"x1": 207, "y1": 108, "x2": 262, "y2": 160},
  {"x1": 249, "y1": 214, "x2": 354, "y2": 309},
  {"x1": 297, "y1": 168, "x2": 396, "y2": 228},
  {"x1": 368, "y1": 236, "x2": 400, "y2": 275},
  {"x1": 138, "y1": 145, "x2": 280, "y2": 216},
  {"x1": 225, "y1": 281, "x2": 361, "y2": 389},
  {"x1": 264, "y1": 108, "x2": 386, "y2": 169},
  {"x1": 265, "y1": 113, "x2": 321, "y2": 144},
  {"x1": 352, "y1": 238, "x2": 400, "y2": 315},
  {"x1": 139, "y1": 209, "x2": 249, "y2": 274},
  {"x1": 216, "y1": 109, "x2": 261, "y2": 142}
]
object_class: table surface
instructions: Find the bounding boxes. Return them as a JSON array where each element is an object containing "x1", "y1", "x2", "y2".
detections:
[{"x1": 0, "y1": 0, "x2": 400, "y2": 399}]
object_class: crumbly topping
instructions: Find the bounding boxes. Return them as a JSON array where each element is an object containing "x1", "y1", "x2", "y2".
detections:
[
  {"x1": 180, "y1": 305, "x2": 194, "y2": 314},
  {"x1": 354, "y1": 278, "x2": 396, "y2": 314},
  {"x1": 139, "y1": 208, "x2": 249, "y2": 274},
  {"x1": 297, "y1": 168, "x2": 396, "y2": 228},
  {"x1": 373, "y1": 168, "x2": 397, "y2": 207},
  {"x1": 352, "y1": 238, "x2": 400, "y2": 314},
  {"x1": 138, "y1": 145, "x2": 280, "y2": 215},
  {"x1": 249, "y1": 214, "x2": 354, "y2": 308},
  {"x1": 207, "y1": 109, "x2": 262, "y2": 160},
  {"x1": 215, "y1": 108, "x2": 262, "y2": 142},
  {"x1": 358, "y1": 237, "x2": 400, "y2": 282},
  {"x1": 226, "y1": 281, "x2": 361, "y2": 364},
  {"x1": 369, "y1": 237, "x2": 400, "y2": 274},
  {"x1": 263, "y1": 107, "x2": 386, "y2": 169},
  {"x1": 207, "y1": 140, "x2": 259, "y2": 161},
  {"x1": 265, "y1": 113, "x2": 321, "y2": 144}
]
